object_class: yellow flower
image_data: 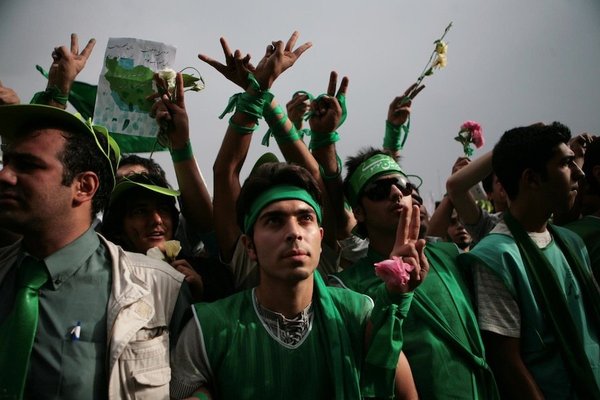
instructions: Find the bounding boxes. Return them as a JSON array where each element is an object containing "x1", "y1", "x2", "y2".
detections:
[
  {"x1": 432, "y1": 53, "x2": 447, "y2": 69},
  {"x1": 435, "y1": 41, "x2": 448, "y2": 55},
  {"x1": 164, "y1": 240, "x2": 182, "y2": 260}
]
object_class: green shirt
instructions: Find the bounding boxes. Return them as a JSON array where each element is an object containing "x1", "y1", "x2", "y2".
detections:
[
  {"x1": 332, "y1": 242, "x2": 499, "y2": 399},
  {"x1": 0, "y1": 228, "x2": 111, "y2": 399}
]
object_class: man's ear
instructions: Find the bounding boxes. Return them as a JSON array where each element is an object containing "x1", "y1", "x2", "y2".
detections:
[
  {"x1": 241, "y1": 234, "x2": 258, "y2": 261},
  {"x1": 73, "y1": 172, "x2": 100, "y2": 206},
  {"x1": 353, "y1": 204, "x2": 366, "y2": 224},
  {"x1": 521, "y1": 168, "x2": 542, "y2": 192}
]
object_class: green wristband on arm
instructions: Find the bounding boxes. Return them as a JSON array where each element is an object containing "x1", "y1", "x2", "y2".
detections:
[
  {"x1": 170, "y1": 141, "x2": 194, "y2": 162},
  {"x1": 383, "y1": 118, "x2": 410, "y2": 151}
]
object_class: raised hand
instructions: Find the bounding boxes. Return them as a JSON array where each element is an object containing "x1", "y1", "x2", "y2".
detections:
[
  {"x1": 568, "y1": 133, "x2": 596, "y2": 168},
  {"x1": 451, "y1": 156, "x2": 471, "y2": 174},
  {"x1": 286, "y1": 92, "x2": 310, "y2": 129},
  {"x1": 387, "y1": 203, "x2": 429, "y2": 293},
  {"x1": 198, "y1": 37, "x2": 254, "y2": 89},
  {"x1": 150, "y1": 73, "x2": 190, "y2": 149},
  {"x1": 309, "y1": 71, "x2": 348, "y2": 134},
  {"x1": 252, "y1": 31, "x2": 312, "y2": 90},
  {"x1": 387, "y1": 83, "x2": 424, "y2": 127},
  {"x1": 0, "y1": 81, "x2": 20, "y2": 105},
  {"x1": 47, "y1": 33, "x2": 96, "y2": 98}
]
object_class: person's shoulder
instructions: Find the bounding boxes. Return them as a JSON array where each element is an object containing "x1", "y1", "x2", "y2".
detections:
[
  {"x1": 326, "y1": 285, "x2": 374, "y2": 317},
  {"x1": 99, "y1": 235, "x2": 184, "y2": 282}
]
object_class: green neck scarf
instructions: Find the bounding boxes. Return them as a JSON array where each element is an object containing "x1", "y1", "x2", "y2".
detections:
[{"x1": 503, "y1": 211, "x2": 600, "y2": 399}]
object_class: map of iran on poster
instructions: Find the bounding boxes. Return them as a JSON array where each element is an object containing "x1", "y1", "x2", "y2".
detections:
[{"x1": 93, "y1": 37, "x2": 176, "y2": 152}]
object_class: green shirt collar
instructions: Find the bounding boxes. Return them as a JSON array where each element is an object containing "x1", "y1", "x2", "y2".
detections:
[{"x1": 42, "y1": 227, "x2": 101, "y2": 289}]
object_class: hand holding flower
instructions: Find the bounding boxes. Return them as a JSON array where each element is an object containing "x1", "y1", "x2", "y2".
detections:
[{"x1": 454, "y1": 120, "x2": 484, "y2": 157}]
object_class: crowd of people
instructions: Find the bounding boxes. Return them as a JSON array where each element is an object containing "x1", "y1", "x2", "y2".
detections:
[{"x1": 0, "y1": 32, "x2": 598, "y2": 399}]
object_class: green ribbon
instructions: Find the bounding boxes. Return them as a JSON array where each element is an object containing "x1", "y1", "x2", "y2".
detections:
[
  {"x1": 383, "y1": 118, "x2": 411, "y2": 151},
  {"x1": 261, "y1": 104, "x2": 300, "y2": 146},
  {"x1": 346, "y1": 154, "x2": 406, "y2": 207},
  {"x1": 243, "y1": 185, "x2": 322, "y2": 233},
  {"x1": 503, "y1": 211, "x2": 600, "y2": 399},
  {"x1": 0, "y1": 257, "x2": 49, "y2": 398}
]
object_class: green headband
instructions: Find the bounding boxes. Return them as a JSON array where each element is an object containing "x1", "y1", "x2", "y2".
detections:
[
  {"x1": 243, "y1": 185, "x2": 322, "y2": 233},
  {"x1": 347, "y1": 154, "x2": 406, "y2": 206}
]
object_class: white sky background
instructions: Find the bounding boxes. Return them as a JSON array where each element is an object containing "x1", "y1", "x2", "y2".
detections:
[{"x1": 1, "y1": 0, "x2": 599, "y2": 209}]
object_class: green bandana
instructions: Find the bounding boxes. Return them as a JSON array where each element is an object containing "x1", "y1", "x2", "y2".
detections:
[
  {"x1": 243, "y1": 185, "x2": 322, "y2": 233},
  {"x1": 347, "y1": 154, "x2": 406, "y2": 207}
]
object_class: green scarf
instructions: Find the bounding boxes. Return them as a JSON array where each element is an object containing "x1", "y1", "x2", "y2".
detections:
[{"x1": 503, "y1": 211, "x2": 600, "y2": 399}]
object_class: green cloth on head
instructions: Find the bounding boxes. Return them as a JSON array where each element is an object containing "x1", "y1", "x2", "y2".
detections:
[
  {"x1": 243, "y1": 185, "x2": 322, "y2": 233},
  {"x1": 346, "y1": 154, "x2": 406, "y2": 207}
]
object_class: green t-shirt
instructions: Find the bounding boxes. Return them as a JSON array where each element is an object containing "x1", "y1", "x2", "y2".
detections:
[{"x1": 333, "y1": 242, "x2": 498, "y2": 400}]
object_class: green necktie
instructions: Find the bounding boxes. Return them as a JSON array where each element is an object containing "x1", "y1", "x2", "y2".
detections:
[{"x1": 0, "y1": 257, "x2": 48, "y2": 399}]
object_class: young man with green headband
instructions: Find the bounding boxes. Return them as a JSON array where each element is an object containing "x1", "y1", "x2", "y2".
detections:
[
  {"x1": 330, "y1": 148, "x2": 499, "y2": 399},
  {"x1": 0, "y1": 104, "x2": 188, "y2": 399},
  {"x1": 461, "y1": 122, "x2": 600, "y2": 399},
  {"x1": 171, "y1": 162, "x2": 427, "y2": 399}
]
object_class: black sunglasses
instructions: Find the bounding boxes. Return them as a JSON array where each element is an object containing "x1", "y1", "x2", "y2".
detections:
[{"x1": 362, "y1": 176, "x2": 413, "y2": 202}]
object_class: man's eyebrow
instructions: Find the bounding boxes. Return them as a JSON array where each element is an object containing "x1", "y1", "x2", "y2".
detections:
[{"x1": 3, "y1": 151, "x2": 46, "y2": 164}]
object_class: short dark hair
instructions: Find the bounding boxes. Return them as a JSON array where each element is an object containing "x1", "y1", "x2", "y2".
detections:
[
  {"x1": 101, "y1": 172, "x2": 179, "y2": 250},
  {"x1": 57, "y1": 127, "x2": 118, "y2": 217},
  {"x1": 119, "y1": 154, "x2": 167, "y2": 180},
  {"x1": 236, "y1": 162, "x2": 322, "y2": 236},
  {"x1": 584, "y1": 139, "x2": 600, "y2": 195},
  {"x1": 492, "y1": 122, "x2": 571, "y2": 200}
]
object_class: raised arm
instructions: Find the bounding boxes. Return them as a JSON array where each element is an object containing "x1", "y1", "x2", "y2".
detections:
[
  {"x1": 383, "y1": 83, "x2": 424, "y2": 159},
  {"x1": 151, "y1": 72, "x2": 214, "y2": 235},
  {"x1": 202, "y1": 32, "x2": 312, "y2": 262},
  {"x1": 446, "y1": 152, "x2": 493, "y2": 225},
  {"x1": 37, "y1": 33, "x2": 95, "y2": 109},
  {"x1": 308, "y1": 71, "x2": 354, "y2": 242}
]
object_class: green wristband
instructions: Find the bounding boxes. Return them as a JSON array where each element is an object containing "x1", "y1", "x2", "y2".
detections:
[
  {"x1": 262, "y1": 104, "x2": 299, "y2": 146},
  {"x1": 193, "y1": 393, "x2": 210, "y2": 400},
  {"x1": 229, "y1": 117, "x2": 258, "y2": 135},
  {"x1": 30, "y1": 85, "x2": 69, "y2": 106},
  {"x1": 319, "y1": 154, "x2": 343, "y2": 180},
  {"x1": 170, "y1": 141, "x2": 194, "y2": 162},
  {"x1": 383, "y1": 118, "x2": 410, "y2": 151},
  {"x1": 309, "y1": 131, "x2": 340, "y2": 150}
]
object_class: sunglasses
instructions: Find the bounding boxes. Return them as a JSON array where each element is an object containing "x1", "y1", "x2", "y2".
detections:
[{"x1": 362, "y1": 176, "x2": 414, "y2": 202}]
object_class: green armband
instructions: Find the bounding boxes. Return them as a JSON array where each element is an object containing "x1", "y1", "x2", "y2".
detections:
[
  {"x1": 308, "y1": 131, "x2": 340, "y2": 150},
  {"x1": 218, "y1": 73, "x2": 274, "y2": 120},
  {"x1": 262, "y1": 104, "x2": 300, "y2": 146},
  {"x1": 170, "y1": 141, "x2": 194, "y2": 163},
  {"x1": 319, "y1": 154, "x2": 343, "y2": 180},
  {"x1": 193, "y1": 393, "x2": 210, "y2": 400},
  {"x1": 30, "y1": 85, "x2": 69, "y2": 106},
  {"x1": 383, "y1": 118, "x2": 410, "y2": 151},
  {"x1": 229, "y1": 116, "x2": 258, "y2": 135}
]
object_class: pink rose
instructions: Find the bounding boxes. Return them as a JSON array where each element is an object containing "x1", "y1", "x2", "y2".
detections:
[
  {"x1": 460, "y1": 120, "x2": 484, "y2": 148},
  {"x1": 374, "y1": 257, "x2": 415, "y2": 287}
]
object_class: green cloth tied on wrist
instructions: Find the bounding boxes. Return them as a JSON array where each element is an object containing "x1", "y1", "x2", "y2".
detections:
[
  {"x1": 170, "y1": 141, "x2": 194, "y2": 163},
  {"x1": 30, "y1": 85, "x2": 69, "y2": 106},
  {"x1": 361, "y1": 284, "x2": 413, "y2": 398},
  {"x1": 319, "y1": 154, "x2": 343, "y2": 180},
  {"x1": 228, "y1": 116, "x2": 258, "y2": 135},
  {"x1": 218, "y1": 73, "x2": 273, "y2": 120},
  {"x1": 308, "y1": 130, "x2": 339, "y2": 150},
  {"x1": 383, "y1": 118, "x2": 410, "y2": 151},
  {"x1": 262, "y1": 104, "x2": 300, "y2": 146}
]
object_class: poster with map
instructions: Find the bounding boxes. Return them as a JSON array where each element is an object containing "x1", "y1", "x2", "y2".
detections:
[{"x1": 94, "y1": 37, "x2": 176, "y2": 152}]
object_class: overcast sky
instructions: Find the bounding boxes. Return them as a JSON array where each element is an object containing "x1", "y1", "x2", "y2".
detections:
[{"x1": 2, "y1": 0, "x2": 599, "y2": 207}]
